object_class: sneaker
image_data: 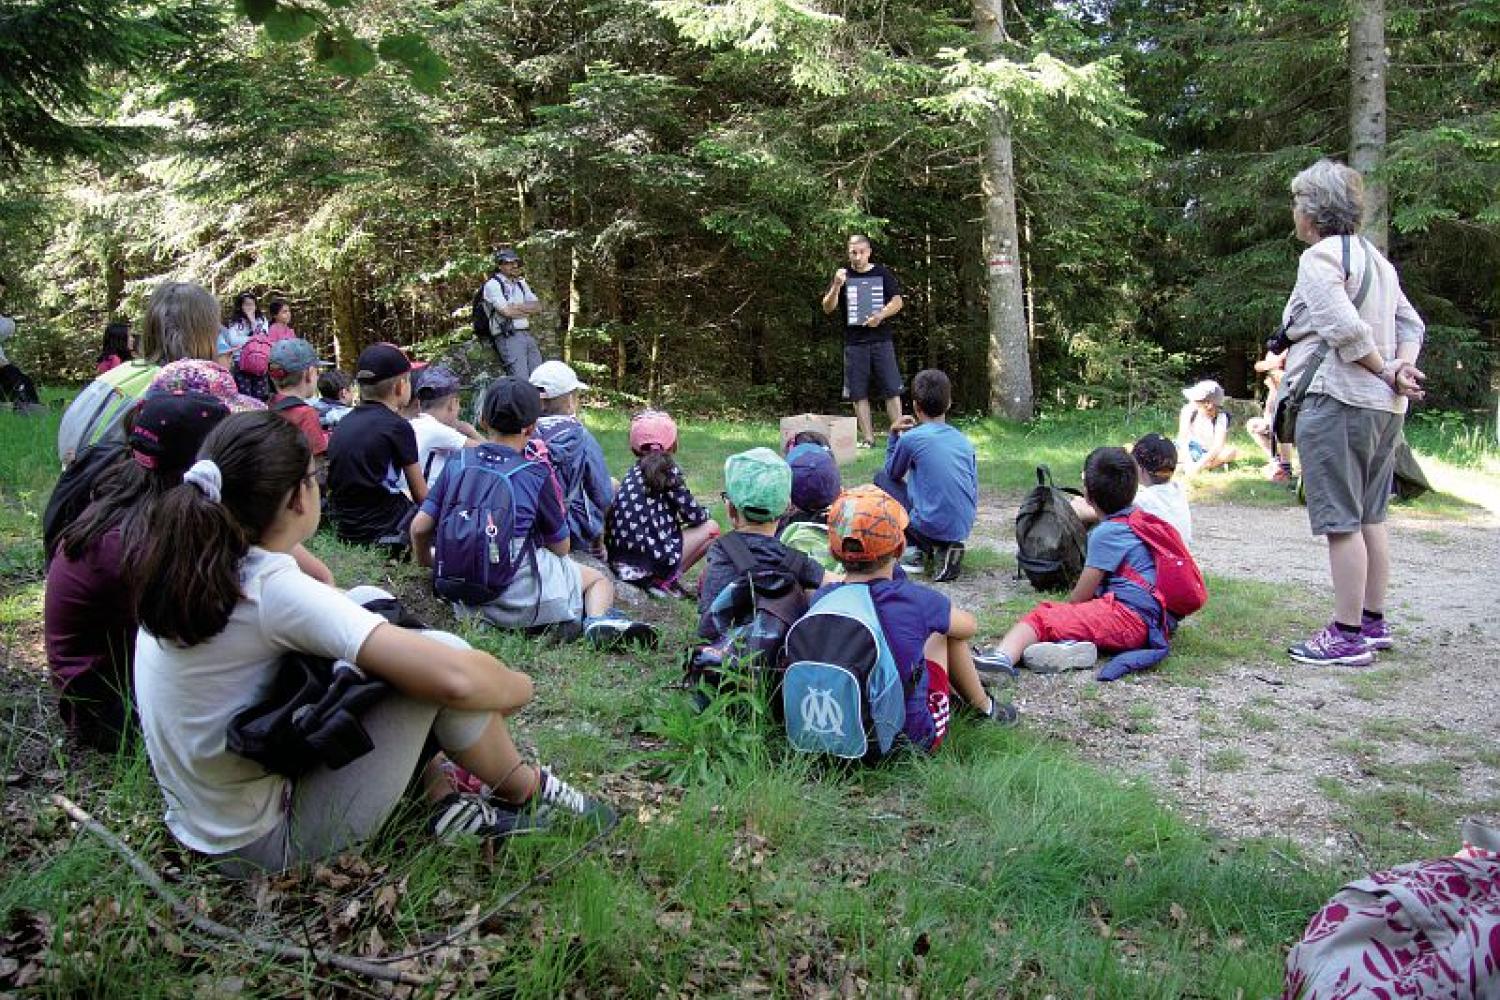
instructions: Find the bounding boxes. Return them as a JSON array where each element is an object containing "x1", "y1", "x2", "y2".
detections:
[
  {"x1": 640, "y1": 583, "x2": 676, "y2": 602},
  {"x1": 931, "y1": 543, "x2": 965, "y2": 583},
  {"x1": 1264, "y1": 461, "x2": 1292, "y2": 484},
  {"x1": 1021, "y1": 640, "x2": 1098, "y2": 674},
  {"x1": 899, "y1": 545, "x2": 927, "y2": 574},
  {"x1": 531, "y1": 768, "x2": 618, "y2": 830},
  {"x1": 430, "y1": 793, "x2": 548, "y2": 842},
  {"x1": 1359, "y1": 616, "x2": 1394, "y2": 651},
  {"x1": 583, "y1": 611, "x2": 659, "y2": 650},
  {"x1": 982, "y1": 697, "x2": 1020, "y2": 726},
  {"x1": 971, "y1": 646, "x2": 1019, "y2": 680},
  {"x1": 1288, "y1": 623, "x2": 1375, "y2": 666}
]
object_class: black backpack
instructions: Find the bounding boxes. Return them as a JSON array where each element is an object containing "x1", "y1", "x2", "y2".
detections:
[
  {"x1": 683, "y1": 533, "x2": 810, "y2": 702},
  {"x1": 1014, "y1": 464, "x2": 1087, "y2": 592},
  {"x1": 42, "y1": 441, "x2": 127, "y2": 564},
  {"x1": 471, "y1": 273, "x2": 513, "y2": 343}
]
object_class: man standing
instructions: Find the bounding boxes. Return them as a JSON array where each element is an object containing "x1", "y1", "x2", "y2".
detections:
[
  {"x1": 482, "y1": 247, "x2": 545, "y2": 378},
  {"x1": 820, "y1": 235, "x2": 904, "y2": 447}
]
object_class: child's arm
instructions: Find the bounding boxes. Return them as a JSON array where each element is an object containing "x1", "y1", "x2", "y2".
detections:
[
  {"x1": 291, "y1": 544, "x2": 335, "y2": 585},
  {"x1": 1068, "y1": 567, "x2": 1106, "y2": 604},
  {"x1": 403, "y1": 462, "x2": 429, "y2": 503},
  {"x1": 357, "y1": 623, "x2": 533, "y2": 714},
  {"x1": 883, "y1": 427, "x2": 913, "y2": 481},
  {"x1": 410, "y1": 511, "x2": 437, "y2": 567},
  {"x1": 454, "y1": 418, "x2": 484, "y2": 444}
]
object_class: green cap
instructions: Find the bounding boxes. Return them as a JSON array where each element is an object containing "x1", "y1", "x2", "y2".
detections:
[{"x1": 724, "y1": 447, "x2": 792, "y2": 523}]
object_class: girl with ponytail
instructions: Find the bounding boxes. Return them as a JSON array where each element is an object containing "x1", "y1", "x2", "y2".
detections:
[{"x1": 134, "y1": 412, "x2": 614, "y2": 874}]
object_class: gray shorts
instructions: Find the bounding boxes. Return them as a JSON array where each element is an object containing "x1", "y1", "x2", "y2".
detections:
[
  {"x1": 1298, "y1": 393, "x2": 1402, "y2": 535},
  {"x1": 465, "y1": 545, "x2": 584, "y2": 628}
]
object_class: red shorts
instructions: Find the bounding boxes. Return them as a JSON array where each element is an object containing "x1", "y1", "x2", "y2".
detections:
[
  {"x1": 1020, "y1": 593, "x2": 1148, "y2": 652},
  {"x1": 925, "y1": 658, "x2": 951, "y2": 750}
]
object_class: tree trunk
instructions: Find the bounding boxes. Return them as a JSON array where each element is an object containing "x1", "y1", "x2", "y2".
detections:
[
  {"x1": 974, "y1": 0, "x2": 1034, "y2": 420},
  {"x1": 1349, "y1": 0, "x2": 1388, "y2": 251}
]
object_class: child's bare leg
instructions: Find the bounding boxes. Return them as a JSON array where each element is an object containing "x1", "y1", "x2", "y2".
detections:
[
  {"x1": 577, "y1": 563, "x2": 614, "y2": 618},
  {"x1": 678, "y1": 520, "x2": 721, "y2": 575},
  {"x1": 447, "y1": 714, "x2": 540, "y2": 806}
]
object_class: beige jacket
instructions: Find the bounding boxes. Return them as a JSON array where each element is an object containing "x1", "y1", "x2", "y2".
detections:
[{"x1": 1281, "y1": 235, "x2": 1425, "y2": 415}]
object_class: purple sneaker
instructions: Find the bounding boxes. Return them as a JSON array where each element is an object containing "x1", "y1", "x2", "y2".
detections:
[
  {"x1": 1289, "y1": 623, "x2": 1375, "y2": 667},
  {"x1": 1360, "y1": 616, "x2": 1393, "y2": 651}
]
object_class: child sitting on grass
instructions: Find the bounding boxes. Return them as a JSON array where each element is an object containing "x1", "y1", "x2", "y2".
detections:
[
  {"x1": 698, "y1": 448, "x2": 829, "y2": 618},
  {"x1": 266, "y1": 338, "x2": 332, "y2": 461},
  {"x1": 873, "y1": 368, "x2": 978, "y2": 583},
  {"x1": 978, "y1": 447, "x2": 1169, "y2": 682},
  {"x1": 408, "y1": 365, "x2": 482, "y2": 487},
  {"x1": 605, "y1": 409, "x2": 720, "y2": 600},
  {"x1": 815, "y1": 485, "x2": 1018, "y2": 749},
  {"x1": 133, "y1": 412, "x2": 614, "y2": 874},
  {"x1": 326, "y1": 343, "x2": 427, "y2": 546},
  {"x1": 312, "y1": 369, "x2": 354, "y2": 430},
  {"x1": 1072, "y1": 433, "x2": 1193, "y2": 547},
  {"x1": 411, "y1": 377, "x2": 655, "y2": 649},
  {"x1": 530, "y1": 361, "x2": 615, "y2": 558}
]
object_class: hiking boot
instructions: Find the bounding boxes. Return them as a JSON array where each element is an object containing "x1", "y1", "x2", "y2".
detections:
[
  {"x1": 1288, "y1": 623, "x2": 1375, "y2": 666},
  {"x1": 531, "y1": 768, "x2": 618, "y2": 831},
  {"x1": 971, "y1": 646, "x2": 1019, "y2": 681},
  {"x1": 583, "y1": 611, "x2": 659, "y2": 651},
  {"x1": 1021, "y1": 640, "x2": 1098, "y2": 674},
  {"x1": 1360, "y1": 616, "x2": 1394, "y2": 651},
  {"x1": 430, "y1": 793, "x2": 548, "y2": 842},
  {"x1": 931, "y1": 543, "x2": 965, "y2": 583},
  {"x1": 899, "y1": 545, "x2": 927, "y2": 575}
]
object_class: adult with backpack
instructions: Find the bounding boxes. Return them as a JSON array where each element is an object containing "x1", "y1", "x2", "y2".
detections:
[
  {"x1": 474, "y1": 248, "x2": 544, "y2": 379},
  {"x1": 57, "y1": 281, "x2": 223, "y2": 465},
  {"x1": 1279, "y1": 160, "x2": 1426, "y2": 667}
]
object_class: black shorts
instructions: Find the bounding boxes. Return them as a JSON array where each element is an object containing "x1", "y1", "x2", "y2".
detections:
[{"x1": 843, "y1": 340, "x2": 903, "y2": 402}]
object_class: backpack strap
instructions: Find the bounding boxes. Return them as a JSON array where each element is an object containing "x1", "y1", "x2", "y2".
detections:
[
  {"x1": 717, "y1": 530, "x2": 759, "y2": 578},
  {"x1": 272, "y1": 395, "x2": 309, "y2": 413}
]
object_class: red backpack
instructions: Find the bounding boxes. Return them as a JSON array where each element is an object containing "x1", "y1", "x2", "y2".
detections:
[{"x1": 1109, "y1": 509, "x2": 1206, "y2": 621}]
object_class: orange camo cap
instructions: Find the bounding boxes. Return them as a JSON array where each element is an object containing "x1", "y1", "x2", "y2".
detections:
[{"x1": 827, "y1": 485, "x2": 909, "y2": 562}]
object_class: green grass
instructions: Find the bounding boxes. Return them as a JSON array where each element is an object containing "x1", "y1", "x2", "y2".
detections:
[{"x1": 4, "y1": 394, "x2": 1497, "y2": 996}]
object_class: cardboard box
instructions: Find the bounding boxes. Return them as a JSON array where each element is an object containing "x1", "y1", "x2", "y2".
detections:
[{"x1": 780, "y1": 413, "x2": 859, "y2": 466}]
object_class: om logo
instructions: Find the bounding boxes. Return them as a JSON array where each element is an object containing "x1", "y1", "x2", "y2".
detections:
[{"x1": 800, "y1": 687, "x2": 846, "y2": 738}]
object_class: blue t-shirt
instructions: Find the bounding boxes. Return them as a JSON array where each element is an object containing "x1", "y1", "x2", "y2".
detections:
[
  {"x1": 882, "y1": 422, "x2": 978, "y2": 543},
  {"x1": 419, "y1": 441, "x2": 568, "y2": 548},
  {"x1": 1086, "y1": 506, "x2": 1159, "y2": 619},
  {"x1": 812, "y1": 577, "x2": 950, "y2": 749}
]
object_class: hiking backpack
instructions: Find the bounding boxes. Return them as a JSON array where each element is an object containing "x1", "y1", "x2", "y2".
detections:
[
  {"x1": 1014, "y1": 464, "x2": 1088, "y2": 592},
  {"x1": 1108, "y1": 509, "x2": 1207, "y2": 621},
  {"x1": 781, "y1": 584, "x2": 907, "y2": 761},
  {"x1": 684, "y1": 533, "x2": 811, "y2": 698},
  {"x1": 430, "y1": 447, "x2": 539, "y2": 605},
  {"x1": 42, "y1": 441, "x2": 127, "y2": 563},
  {"x1": 56, "y1": 360, "x2": 159, "y2": 464},
  {"x1": 777, "y1": 519, "x2": 839, "y2": 573},
  {"x1": 471, "y1": 274, "x2": 513, "y2": 343}
]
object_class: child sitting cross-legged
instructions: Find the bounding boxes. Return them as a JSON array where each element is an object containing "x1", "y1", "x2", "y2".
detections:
[
  {"x1": 817, "y1": 485, "x2": 1018, "y2": 749},
  {"x1": 326, "y1": 343, "x2": 428, "y2": 546},
  {"x1": 978, "y1": 447, "x2": 1170, "y2": 682},
  {"x1": 266, "y1": 338, "x2": 332, "y2": 461},
  {"x1": 410, "y1": 377, "x2": 656, "y2": 649},
  {"x1": 1071, "y1": 433, "x2": 1193, "y2": 547},
  {"x1": 605, "y1": 409, "x2": 720, "y2": 600},
  {"x1": 697, "y1": 448, "x2": 830, "y2": 619}
]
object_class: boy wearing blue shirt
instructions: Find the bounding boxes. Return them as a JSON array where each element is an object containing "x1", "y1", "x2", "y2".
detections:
[
  {"x1": 410, "y1": 377, "x2": 654, "y2": 649},
  {"x1": 813, "y1": 485, "x2": 1017, "y2": 752},
  {"x1": 873, "y1": 368, "x2": 977, "y2": 582},
  {"x1": 977, "y1": 447, "x2": 1164, "y2": 680}
]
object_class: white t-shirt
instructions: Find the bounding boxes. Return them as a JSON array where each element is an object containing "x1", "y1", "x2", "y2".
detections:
[
  {"x1": 482, "y1": 275, "x2": 539, "y2": 332},
  {"x1": 410, "y1": 413, "x2": 470, "y2": 488},
  {"x1": 134, "y1": 548, "x2": 385, "y2": 854},
  {"x1": 1135, "y1": 480, "x2": 1193, "y2": 547}
]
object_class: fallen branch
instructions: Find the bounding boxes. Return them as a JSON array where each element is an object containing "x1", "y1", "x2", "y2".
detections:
[{"x1": 50, "y1": 795, "x2": 427, "y2": 989}]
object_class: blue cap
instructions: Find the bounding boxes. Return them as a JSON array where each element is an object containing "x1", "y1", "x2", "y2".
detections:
[
  {"x1": 415, "y1": 364, "x2": 461, "y2": 400},
  {"x1": 787, "y1": 443, "x2": 840, "y2": 514}
]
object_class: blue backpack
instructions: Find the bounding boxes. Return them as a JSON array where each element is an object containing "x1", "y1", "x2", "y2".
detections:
[
  {"x1": 781, "y1": 584, "x2": 906, "y2": 761},
  {"x1": 431, "y1": 447, "x2": 538, "y2": 605}
]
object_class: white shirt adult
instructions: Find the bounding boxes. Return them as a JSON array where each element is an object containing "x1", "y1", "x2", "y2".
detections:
[
  {"x1": 134, "y1": 548, "x2": 385, "y2": 853},
  {"x1": 482, "y1": 271, "x2": 540, "y2": 335}
]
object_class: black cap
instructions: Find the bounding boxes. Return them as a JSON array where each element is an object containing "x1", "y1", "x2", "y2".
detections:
[
  {"x1": 480, "y1": 377, "x2": 542, "y2": 434},
  {"x1": 1132, "y1": 433, "x2": 1178, "y2": 479},
  {"x1": 129, "y1": 391, "x2": 231, "y2": 473},
  {"x1": 354, "y1": 342, "x2": 413, "y2": 384}
]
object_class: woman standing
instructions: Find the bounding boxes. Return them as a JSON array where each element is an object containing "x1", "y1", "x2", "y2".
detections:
[{"x1": 1281, "y1": 159, "x2": 1426, "y2": 666}]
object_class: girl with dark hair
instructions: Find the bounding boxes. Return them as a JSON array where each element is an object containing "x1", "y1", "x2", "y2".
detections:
[
  {"x1": 217, "y1": 291, "x2": 266, "y2": 366},
  {"x1": 44, "y1": 391, "x2": 230, "y2": 750},
  {"x1": 95, "y1": 320, "x2": 135, "y2": 374},
  {"x1": 133, "y1": 412, "x2": 612, "y2": 873},
  {"x1": 604, "y1": 409, "x2": 719, "y2": 599}
]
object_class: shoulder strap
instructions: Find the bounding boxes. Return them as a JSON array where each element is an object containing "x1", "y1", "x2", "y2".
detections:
[
  {"x1": 718, "y1": 530, "x2": 758, "y2": 577},
  {"x1": 1036, "y1": 465, "x2": 1052, "y2": 488},
  {"x1": 1350, "y1": 236, "x2": 1374, "y2": 310},
  {"x1": 272, "y1": 395, "x2": 308, "y2": 412}
]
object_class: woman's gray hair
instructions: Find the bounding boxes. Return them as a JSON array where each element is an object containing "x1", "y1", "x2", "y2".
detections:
[
  {"x1": 141, "y1": 282, "x2": 220, "y2": 364},
  {"x1": 1290, "y1": 159, "x2": 1365, "y2": 238}
]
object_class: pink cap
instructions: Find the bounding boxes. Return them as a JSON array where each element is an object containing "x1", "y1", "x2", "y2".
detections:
[{"x1": 629, "y1": 409, "x2": 677, "y2": 454}]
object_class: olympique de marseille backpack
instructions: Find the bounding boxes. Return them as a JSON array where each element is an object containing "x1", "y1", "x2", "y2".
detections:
[{"x1": 781, "y1": 583, "x2": 907, "y2": 761}]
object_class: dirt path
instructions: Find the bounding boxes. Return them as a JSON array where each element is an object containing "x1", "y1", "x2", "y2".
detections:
[{"x1": 948, "y1": 491, "x2": 1500, "y2": 858}]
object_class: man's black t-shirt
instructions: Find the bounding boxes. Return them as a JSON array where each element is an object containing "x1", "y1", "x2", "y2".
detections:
[
  {"x1": 836, "y1": 263, "x2": 901, "y2": 345},
  {"x1": 326, "y1": 401, "x2": 418, "y2": 542}
]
